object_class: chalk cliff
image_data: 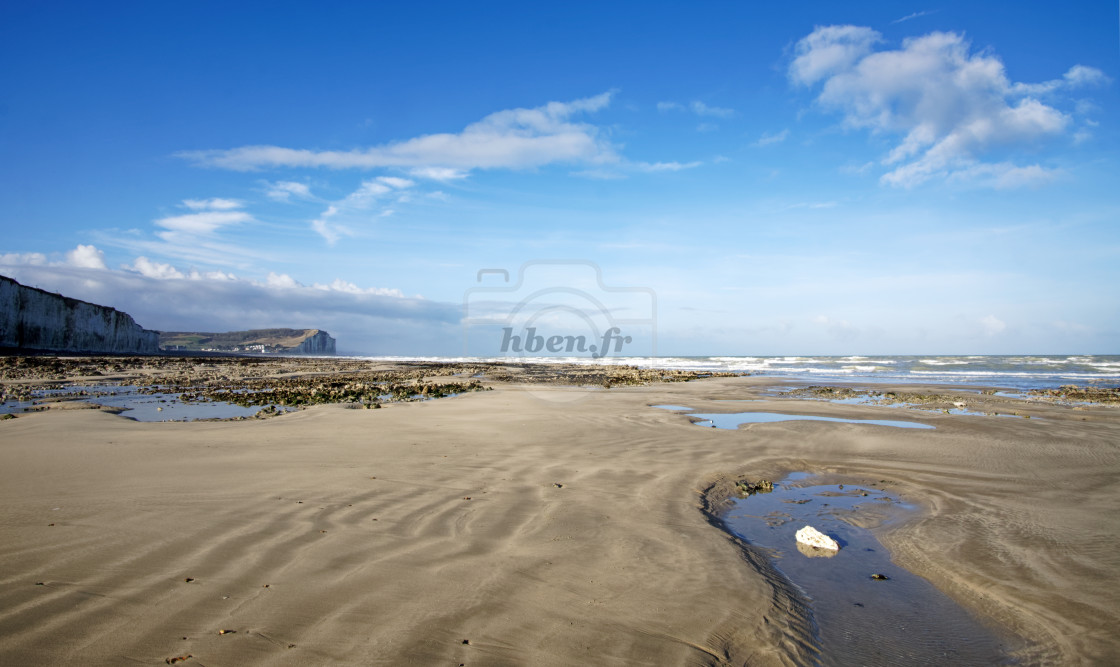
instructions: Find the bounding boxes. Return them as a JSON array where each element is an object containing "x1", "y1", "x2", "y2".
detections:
[{"x1": 1, "y1": 275, "x2": 160, "y2": 354}]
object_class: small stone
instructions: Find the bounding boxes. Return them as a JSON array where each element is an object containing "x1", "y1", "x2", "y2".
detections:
[{"x1": 870, "y1": 573, "x2": 890, "y2": 580}]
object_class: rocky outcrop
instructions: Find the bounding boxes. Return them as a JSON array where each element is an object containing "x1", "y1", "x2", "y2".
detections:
[{"x1": 1, "y1": 275, "x2": 159, "y2": 354}]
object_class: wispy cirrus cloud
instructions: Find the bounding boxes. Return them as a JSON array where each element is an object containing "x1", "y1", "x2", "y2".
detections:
[
  {"x1": 891, "y1": 10, "x2": 935, "y2": 24},
  {"x1": 155, "y1": 199, "x2": 253, "y2": 240},
  {"x1": 753, "y1": 129, "x2": 789, "y2": 147},
  {"x1": 657, "y1": 100, "x2": 735, "y2": 118},
  {"x1": 312, "y1": 176, "x2": 417, "y2": 244},
  {"x1": 178, "y1": 93, "x2": 618, "y2": 174},
  {"x1": 789, "y1": 25, "x2": 1107, "y2": 188}
]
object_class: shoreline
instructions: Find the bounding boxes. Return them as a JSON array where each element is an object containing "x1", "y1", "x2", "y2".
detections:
[{"x1": 1, "y1": 360, "x2": 1118, "y2": 664}]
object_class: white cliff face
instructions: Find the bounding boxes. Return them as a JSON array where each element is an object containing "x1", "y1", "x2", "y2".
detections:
[
  {"x1": 1, "y1": 275, "x2": 159, "y2": 354},
  {"x1": 294, "y1": 330, "x2": 337, "y2": 355}
]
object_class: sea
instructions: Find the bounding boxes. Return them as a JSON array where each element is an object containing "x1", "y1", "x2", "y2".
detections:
[{"x1": 356, "y1": 355, "x2": 1120, "y2": 392}]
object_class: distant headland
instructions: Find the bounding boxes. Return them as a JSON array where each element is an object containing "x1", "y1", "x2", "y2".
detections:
[{"x1": 158, "y1": 329, "x2": 336, "y2": 355}]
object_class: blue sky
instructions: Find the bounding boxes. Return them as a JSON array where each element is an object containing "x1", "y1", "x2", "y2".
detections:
[{"x1": 1, "y1": 1, "x2": 1117, "y2": 355}]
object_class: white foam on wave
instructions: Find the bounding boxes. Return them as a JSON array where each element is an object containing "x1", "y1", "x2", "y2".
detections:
[{"x1": 919, "y1": 359, "x2": 973, "y2": 366}]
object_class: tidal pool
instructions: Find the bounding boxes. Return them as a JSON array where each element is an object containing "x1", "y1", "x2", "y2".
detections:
[
  {"x1": 723, "y1": 473, "x2": 1009, "y2": 665},
  {"x1": 687, "y1": 411, "x2": 934, "y2": 430},
  {"x1": 2, "y1": 385, "x2": 294, "y2": 421}
]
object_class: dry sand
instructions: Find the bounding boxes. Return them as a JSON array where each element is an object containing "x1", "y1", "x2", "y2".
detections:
[{"x1": 1, "y1": 375, "x2": 1118, "y2": 665}]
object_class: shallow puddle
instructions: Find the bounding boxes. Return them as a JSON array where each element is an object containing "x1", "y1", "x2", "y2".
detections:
[
  {"x1": 723, "y1": 473, "x2": 1009, "y2": 665},
  {"x1": 688, "y1": 412, "x2": 933, "y2": 430},
  {"x1": 2, "y1": 385, "x2": 294, "y2": 421}
]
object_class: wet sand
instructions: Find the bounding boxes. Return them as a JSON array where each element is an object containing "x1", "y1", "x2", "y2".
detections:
[{"x1": 1, "y1": 370, "x2": 1118, "y2": 665}]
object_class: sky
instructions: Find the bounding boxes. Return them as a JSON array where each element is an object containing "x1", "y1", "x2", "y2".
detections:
[{"x1": 1, "y1": 1, "x2": 1117, "y2": 356}]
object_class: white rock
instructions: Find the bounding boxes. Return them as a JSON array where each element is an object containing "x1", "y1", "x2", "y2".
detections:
[
  {"x1": 952, "y1": 401, "x2": 966, "y2": 408},
  {"x1": 796, "y1": 525, "x2": 839, "y2": 551}
]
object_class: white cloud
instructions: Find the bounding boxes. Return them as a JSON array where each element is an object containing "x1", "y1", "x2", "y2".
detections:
[
  {"x1": 313, "y1": 278, "x2": 404, "y2": 297},
  {"x1": 891, "y1": 10, "x2": 934, "y2": 24},
  {"x1": 264, "y1": 181, "x2": 313, "y2": 202},
  {"x1": 690, "y1": 101, "x2": 735, "y2": 118},
  {"x1": 188, "y1": 269, "x2": 237, "y2": 281},
  {"x1": 155, "y1": 210, "x2": 253, "y2": 236},
  {"x1": 311, "y1": 206, "x2": 342, "y2": 245},
  {"x1": 377, "y1": 176, "x2": 414, "y2": 189},
  {"x1": 790, "y1": 26, "x2": 1095, "y2": 187},
  {"x1": 635, "y1": 161, "x2": 703, "y2": 172},
  {"x1": 980, "y1": 314, "x2": 1006, "y2": 336},
  {"x1": 409, "y1": 166, "x2": 468, "y2": 181},
  {"x1": 307, "y1": 175, "x2": 419, "y2": 245},
  {"x1": 1012, "y1": 65, "x2": 1110, "y2": 96},
  {"x1": 128, "y1": 256, "x2": 185, "y2": 279},
  {"x1": 266, "y1": 271, "x2": 301, "y2": 289},
  {"x1": 178, "y1": 92, "x2": 617, "y2": 173},
  {"x1": 1063, "y1": 65, "x2": 1109, "y2": 88},
  {"x1": 345, "y1": 180, "x2": 392, "y2": 204},
  {"x1": 944, "y1": 162, "x2": 1061, "y2": 190},
  {"x1": 0, "y1": 251, "x2": 47, "y2": 266},
  {"x1": 754, "y1": 129, "x2": 789, "y2": 146},
  {"x1": 183, "y1": 198, "x2": 242, "y2": 211},
  {"x1": 66, "y1": 244, "x2": 107, "y2": 269},
  {"x1": 789, "y1": 25, "x2": 880, "y2": 86},
  {"x1": 658, "y1": 100, "x2": 734, "y2": 119}
]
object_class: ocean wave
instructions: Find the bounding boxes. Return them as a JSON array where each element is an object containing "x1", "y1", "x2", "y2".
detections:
[{"x1": 351, "y1": 355, "x2": 1120, "y2": 390}]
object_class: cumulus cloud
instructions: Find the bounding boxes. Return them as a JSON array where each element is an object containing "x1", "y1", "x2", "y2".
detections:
[
  {"x1": 1, "y1": 251, "x2": 47, "y2": 266},
  {"x1": 128, "y1": 256, "x2": 185, "y2": 279},
  {"x1": 66, "y1": 244, "x2": 107, "y2": 269},
  {"x1": 790, "y1": 26, "x2": 1100, "y2": 187},
  {"x1": 789, "y1": 25, "x2": 880, "y2": 86},
  {"x1": 178, "y1": 92, "x2": 617, "y2": 173}
]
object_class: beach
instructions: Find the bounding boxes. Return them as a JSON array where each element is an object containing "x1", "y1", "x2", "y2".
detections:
[{"x1": 1, "y1": 361, "x2": 1118, "y2": 665}]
